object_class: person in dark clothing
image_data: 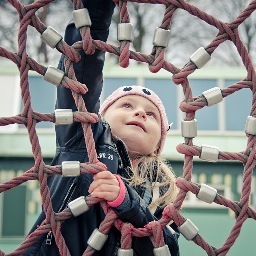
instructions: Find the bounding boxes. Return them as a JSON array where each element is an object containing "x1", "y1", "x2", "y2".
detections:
[{"x1": 24, "y1": 0, "x2": 180, "y2": 255}]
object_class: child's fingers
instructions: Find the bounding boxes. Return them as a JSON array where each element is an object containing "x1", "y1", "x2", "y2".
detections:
[
  {"x1": 93, "y1": 171, "x2": 116, "y2": 180},
  {"x1": 90, "y1": 183, "x2": 120, "y2": 201},
  {"x1": 91, "y1": 183, "x2": 119, "y2": 194},
  {"x1": 88, "y1": 171, "x2": 121, "y2": 201},
  {"x1": 91, "y1": 191, "x2": 117, "y2": 201},
  {"x1": 88, "y1": 178, "x2": 118, "y2": 193}
]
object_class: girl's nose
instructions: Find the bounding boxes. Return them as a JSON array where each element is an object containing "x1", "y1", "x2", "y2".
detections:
[{"x1": 134, "y1": 109, "x2": 146, "y2": 119}]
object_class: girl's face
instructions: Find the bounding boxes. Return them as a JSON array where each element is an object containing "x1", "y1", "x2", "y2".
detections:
[{"x1": 103, "y1": 95, "x2": 162, "y2": 157}]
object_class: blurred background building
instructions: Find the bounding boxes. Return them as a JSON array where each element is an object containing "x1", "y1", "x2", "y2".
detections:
[{"x1": 0, "y1": 64, "x2": 255, "y2": 255}]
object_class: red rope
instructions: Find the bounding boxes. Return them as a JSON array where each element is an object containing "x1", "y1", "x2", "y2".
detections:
[{"x1": 1, "y1": 0, "x2": 256, "y2": 255}]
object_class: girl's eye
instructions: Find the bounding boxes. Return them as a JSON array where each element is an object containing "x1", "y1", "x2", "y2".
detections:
[
  {"x1": 122, "y1": 103, "x2": 132, "y2": 108},
  {"x1": 146, "y1": 112, "x2": 156, "y2": 118}
]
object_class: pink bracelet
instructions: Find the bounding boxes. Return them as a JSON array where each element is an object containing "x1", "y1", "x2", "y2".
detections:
[{"x1": 107, "y1": 175, "x2": 126, "y2": 208}]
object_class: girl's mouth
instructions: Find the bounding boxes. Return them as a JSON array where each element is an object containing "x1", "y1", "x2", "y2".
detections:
[{"x1": 127, "y1": 121, "x2": 146, "y2": 132}]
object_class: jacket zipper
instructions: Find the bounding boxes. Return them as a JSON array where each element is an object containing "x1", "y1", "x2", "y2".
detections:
[
  {"x1": 58, "y1": 181, "x2": 77, "y2": 212},
  {"x1": 46, "y1": 180, "x2": 77, "y2": 245}
]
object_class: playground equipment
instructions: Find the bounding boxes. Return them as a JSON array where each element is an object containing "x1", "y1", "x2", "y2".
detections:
[{"x1": 1, "y1": 0, "x2": 256, "y2": 255}]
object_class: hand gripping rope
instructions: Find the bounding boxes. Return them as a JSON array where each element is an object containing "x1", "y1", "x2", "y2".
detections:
[{"x1": 1, "y1": 0, "x2": 256, "y2": 255}]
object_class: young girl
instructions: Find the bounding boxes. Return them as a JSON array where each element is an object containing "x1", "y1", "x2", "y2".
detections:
[{"x1": 25, "y1": 0, "x2": 180, "y2": 255}]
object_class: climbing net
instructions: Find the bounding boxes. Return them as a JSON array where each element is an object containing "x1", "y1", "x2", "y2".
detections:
[{"x1": 0, "y1": 0, "x2": 256, "y2": 255}]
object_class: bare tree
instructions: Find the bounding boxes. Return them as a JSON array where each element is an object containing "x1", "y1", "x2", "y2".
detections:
[
  {"x1": 108, "y1": 3, "x2": 165, "y2": 64},
  {"x1": 158, "y1": 0, "x2": 255, "y2": 67},
  {"x1": 109, "y1": 0, "x2": 255, "y2": 67},
  {"x1": 0, "y1": 0, "x2": 19, "y2": 53},
  {"x1": 207, "y1": 0, "x2": 256, "y2": 66},
  {"x1": 26, "y1": 2, "x2": 73, "y2": 65},
  {"x1": 0, "y1": 0, "x2": 72, "y2": 65},
  {"x1": 1, "y1": 0, "x2": 255, "y2": 67}
]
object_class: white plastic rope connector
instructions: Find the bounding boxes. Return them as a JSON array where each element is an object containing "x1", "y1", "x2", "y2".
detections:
[
  {"x1": 153, "y1": 245, "x2": 171, "y2": 256},
  {"x1": 62, "y1": 161, "x2": 80, "y2": 177},
  {"x1": 178, "y1": 219, "x2": 199, "y2": 240},
  {"x1": 73, "y1": 8, "x2": 92, "y2": 29},
  {"x1": 118, "y1": 23, "x2": 134, "y2": 42},
  {"x1": 181, "y1": 119, "x2": 197, "y2": 138},
  {"x1": 153, "y1": 27, "x2": 170, "y2": 47},
  {"x1": 68, "y1": 196, "x2": 89, "y2": 217},
  {"x1": 55, "y1": 109, "x2": 73, "y2": 125},
  {"x1": 41, "y1": 27, "x2": 63, "y2": 49},
  {"x1": 44, "y1": 66, "x2": 64, "y2": 86},
  {"x1": 200, "y1": 144, "x2": 219, "y2": 162},
  {"x1": 245, "y1": 116, "x2": 256, "y2": 135},
  {"x1": 87, "y1": 228, "x2": 108, "y2": 251},
  {"x1": 190, "y1": 47, "x2": 211, "y2": 68},
  {"x1": 117, "y1": 248, "x2": 134, "y2": 256},
  {"x1": 197, "y1": 184, "x2": 217, "y2": 204},
  {"x1": 202, "y1": 87, "x2": 223, "y2": 106}
]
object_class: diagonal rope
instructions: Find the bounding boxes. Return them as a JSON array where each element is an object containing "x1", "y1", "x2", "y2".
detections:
[{"x1": 0, "y1": 0, "x2": 256, "y2": 255}]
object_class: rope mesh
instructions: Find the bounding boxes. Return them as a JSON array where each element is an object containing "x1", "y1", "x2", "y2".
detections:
[{"x1": 0, "y1": 0, "x2": 256, "y2": 255}]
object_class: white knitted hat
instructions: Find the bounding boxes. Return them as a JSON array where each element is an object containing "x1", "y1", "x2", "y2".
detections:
[{"x1": 99, "y1": 86, "x2": 169, "y2": 154}]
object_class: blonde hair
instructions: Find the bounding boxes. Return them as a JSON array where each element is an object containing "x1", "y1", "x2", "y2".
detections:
[{"x1": 128, "y1": 155, "x2": 178, "y2": 211}]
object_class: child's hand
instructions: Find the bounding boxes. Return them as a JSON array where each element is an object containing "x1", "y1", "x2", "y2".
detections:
[{"x1": 88, "y1": 171, "x2": 120, "y2": 202}]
